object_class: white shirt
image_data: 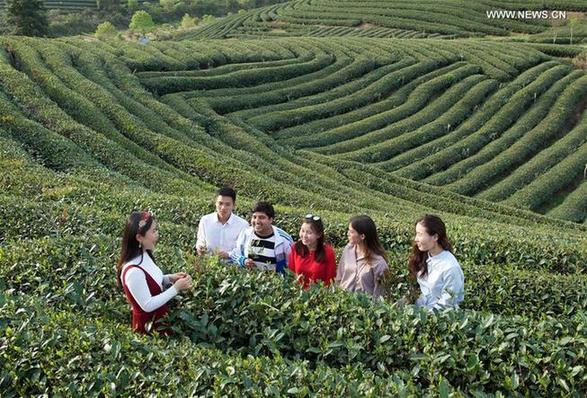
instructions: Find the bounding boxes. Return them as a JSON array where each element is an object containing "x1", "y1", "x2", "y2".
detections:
[
  {"x1": 196, "y1": 212, "x2": 249, "y2": 255},
  {"x1": 416, "y1": 250, "x2": 464, "y2": 311},
  {"x1": 122, "y1": 253, "x2": 177, "y2": 313}
]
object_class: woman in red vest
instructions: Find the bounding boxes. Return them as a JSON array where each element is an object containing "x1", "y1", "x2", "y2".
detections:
[
  {"x1": 116, "y1": 211, "x2": 192, "y2": 334},
  {"x1": 288, "y1": 214, "x2": 336, "y2": 288}
]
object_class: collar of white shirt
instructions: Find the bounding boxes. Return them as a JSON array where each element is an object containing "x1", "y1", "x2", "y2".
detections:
[
  {"x1": 216, "y1": 212, "x2": 235, "y2": 225},
  {"x1": 427, "y1": 250, "x2": 446, "y2": 261}
]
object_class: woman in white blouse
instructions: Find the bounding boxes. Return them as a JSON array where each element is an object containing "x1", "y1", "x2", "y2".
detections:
[
  {"x1": 116, "y1": 211, "x2": 193, "y2": 334},
  {"x1": 409, "y1": 214, "x2": 464, "y2": 311}
]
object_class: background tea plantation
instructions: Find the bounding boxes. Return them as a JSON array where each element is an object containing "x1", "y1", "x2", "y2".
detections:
[{"x1": 1, "y1": 0, "x2": 586, "y2": 396}]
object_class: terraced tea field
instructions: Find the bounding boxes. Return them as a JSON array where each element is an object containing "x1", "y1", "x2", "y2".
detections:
[
  {"x1": 1, "y1": 0, "x2": 586, "y2": 396},
  {"x1": 181, "y1": 0, "x2": 587, "y2": 40},
  {"x1": 137, "y1": 37, "x2": 587, "y2": 223},
  {"x1": 0, "y1": 0, "x2": 97, "y2": 10}
]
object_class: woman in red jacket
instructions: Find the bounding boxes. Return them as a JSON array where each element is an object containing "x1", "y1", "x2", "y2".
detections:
[
  {"x1": 116, "y1": 211, "x2": 192, "y2": 334},
  {"x1": 288, "y1": 214, "x2": 336, "y2": 288}
]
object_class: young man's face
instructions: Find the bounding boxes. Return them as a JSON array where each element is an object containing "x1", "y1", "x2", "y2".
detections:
[
  {"x1": 251, "y1": 212, "x2": 273, "y2": 235},
  {"x1": 215, "y1": 195, "x2": 235, "y2": 220}
]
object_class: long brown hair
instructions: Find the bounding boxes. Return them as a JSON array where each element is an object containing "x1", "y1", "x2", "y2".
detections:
[
  {"x1": 350, "y1": 215, "x2": 387, "y2": 264},
  {"x1": 294, "y1": 216, "x2": 326, "y2": 263},
  {"x1": 116, "y1": 211, "x2": 156, "y2": 287},
  {"x1": 408, "y1": 214, "x2": 453, "y2": 279}
]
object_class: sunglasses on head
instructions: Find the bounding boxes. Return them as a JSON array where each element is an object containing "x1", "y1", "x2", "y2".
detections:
[{"x1": 305, "y1": 214, "x2": 321, "y2": 221}]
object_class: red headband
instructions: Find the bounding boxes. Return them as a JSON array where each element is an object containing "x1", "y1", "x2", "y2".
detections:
[{"x1": 138, "y1": 211, "x2": 151, "y2": 229}]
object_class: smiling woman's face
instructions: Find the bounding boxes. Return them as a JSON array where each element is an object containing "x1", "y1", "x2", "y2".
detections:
[
  {"x1": 414, "y1": 222, "x2": 437, "y2": 252},
  {"x1": 137, "y1": 220, "x2": 159, "y2": 250},
  {"x1": 347, "y1": 224, "x2": 364, "y2": 246},
  {"x1": 300, "y1": 222, "x2": 320, "y2": 249}
]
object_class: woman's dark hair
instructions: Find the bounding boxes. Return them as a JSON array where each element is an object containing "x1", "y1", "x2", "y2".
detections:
[
  {"x1": 408, "y1": 214, "x2": 453, "y2": 280},
  {"x1": 252, "y1": 201, "x2": 275, "y2": 219},
  {"x1": 217, "y1": 186, "x2": 236, "y2": 203},
  {"x1": 116, "y1": 211, "x2": 156, "y2": 287},
  {"x1": 295, "y1": 216, "x2": 327, "y2": 263},
  {"x1": 349, "y1": 215, "x2": 387, "y2": 264}
]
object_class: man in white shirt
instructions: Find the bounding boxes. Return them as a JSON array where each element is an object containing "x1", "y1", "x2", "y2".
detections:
[{"x1": 196, "y1": 187, "x2": 249, "y2": 262}]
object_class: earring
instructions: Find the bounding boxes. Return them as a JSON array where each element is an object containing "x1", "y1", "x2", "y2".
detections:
[{"x1": 139, "y1": 242, "x2": 142, "y2": 249}]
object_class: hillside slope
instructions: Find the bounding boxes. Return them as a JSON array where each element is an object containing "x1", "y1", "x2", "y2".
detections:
[
  {"x1": 1, "y1": 22, "x2": 586, "y2": 396},
  {"x1": 179, "y1": 0, "x2": 587, "y2": 40}
]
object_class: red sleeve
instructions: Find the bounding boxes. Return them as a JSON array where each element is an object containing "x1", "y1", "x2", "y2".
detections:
[
  {"x1": 288, "y1": 246, "x2": 296, "y2": 272},
  {"x1": 324, "y1": 245, "x2": 337, "y2": 286}
]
